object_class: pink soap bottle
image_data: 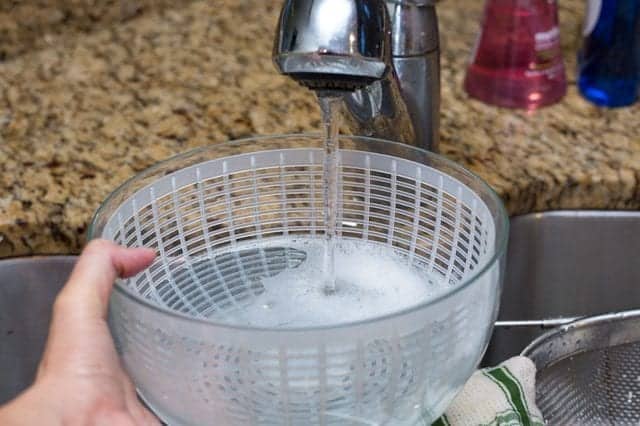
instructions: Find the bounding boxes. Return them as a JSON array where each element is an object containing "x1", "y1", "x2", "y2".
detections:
[{"x1": 464, "y1": 0, "x2": 567, "y2": 110}]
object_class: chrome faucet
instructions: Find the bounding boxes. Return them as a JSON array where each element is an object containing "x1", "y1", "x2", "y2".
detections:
[{"x1": 273, "y1": 0, "x2": 440, "y2": 151}]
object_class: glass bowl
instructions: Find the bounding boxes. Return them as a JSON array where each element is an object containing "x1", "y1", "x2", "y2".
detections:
[{"x1": 89, "y1": 134, "x2": 508, "y2": 425}]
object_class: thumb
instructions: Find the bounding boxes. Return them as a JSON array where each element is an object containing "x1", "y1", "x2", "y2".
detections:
[{"x1": 54, "y1": 239, "x2": 156, "y2": 321}]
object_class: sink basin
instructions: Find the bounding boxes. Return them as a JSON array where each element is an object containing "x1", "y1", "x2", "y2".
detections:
[
  {"x1": 1, "y1": 211, "x2": 638, "y2": 403},
  {"x1": 0, "y1": 256, "x2": 76, "y2": 405},
  {"x1": 484, "y1": 210, "x2": 640, "y2": 365}
]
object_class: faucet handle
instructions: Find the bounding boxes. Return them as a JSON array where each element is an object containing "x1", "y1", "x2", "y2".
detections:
[{"x1": 273, "y1": 0, "x2": 392, "y2": 90}]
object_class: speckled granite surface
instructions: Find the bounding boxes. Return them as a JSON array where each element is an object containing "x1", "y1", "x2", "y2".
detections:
[
  {"x1": 0, "y1": 0, "x2": 194, "y2": 60},
  {"x1": 0, "y1": 0, "x2": 639, "y2": 257}
]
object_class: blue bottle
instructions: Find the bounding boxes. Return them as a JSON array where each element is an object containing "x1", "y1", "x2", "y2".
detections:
[{"x1": 578, "y1": 0, "x2": 640, "y2": 107}]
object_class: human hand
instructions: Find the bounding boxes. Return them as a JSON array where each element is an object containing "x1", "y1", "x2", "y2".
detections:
[{"x1": 0, "y1": 240, "x2": 159, "y2": 426}]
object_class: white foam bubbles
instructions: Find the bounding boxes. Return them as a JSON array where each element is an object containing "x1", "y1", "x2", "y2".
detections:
[{"x1": 219, "y1": 238, "x2": 447, "y2": 328}]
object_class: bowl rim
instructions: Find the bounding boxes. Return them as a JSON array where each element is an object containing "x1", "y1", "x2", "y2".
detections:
[
  {"x1": 521, "y1": 309, "x2": 640, "y2": 368},
  {"x1": 89, "y1": 133, "x2": 509, "y2": 332}
]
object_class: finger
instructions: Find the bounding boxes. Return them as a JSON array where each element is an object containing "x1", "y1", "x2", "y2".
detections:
[
  {"x1": 94, "y1": 410, "x2": 137, "y2": 426},
  {"x1": 144, "y1": 407, "x2": 162, "y2": 426},
  {"x1": 55, "y1": 239, "x2": 156, "y2": 320},
  {"x1": 40, "y1": 240, "x2": 154, "y2": 377},
  {"x1": 123, "y1": 380, "x2": 161, "y2": 426},
  {"x1": 72, "y1": 239, "x2": 156, "y2": 292},
  {"x1": 107, "y1": 240, "x2": 158, "y2": 279}
]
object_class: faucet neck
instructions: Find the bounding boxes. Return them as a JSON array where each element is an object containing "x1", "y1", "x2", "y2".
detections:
[
  {"x1": 272, "y1": 0, "x2": 440, "y2": 152},
  {"x1": 387, "y1": 0, "x2": 439, "y2": 56}
]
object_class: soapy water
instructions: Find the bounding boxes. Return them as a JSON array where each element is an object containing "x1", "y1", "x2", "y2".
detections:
[
  {"x1": 158, "y1": 237, "x2": 482, "y2": 424},
  {"x1": 200, "y1": 237, "x2": 448, "y2": 328}
]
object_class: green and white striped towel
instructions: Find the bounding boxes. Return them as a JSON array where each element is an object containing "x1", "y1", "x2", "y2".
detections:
[{"x1": 433, "y1": 356, "x2": 544, "y2": 426}]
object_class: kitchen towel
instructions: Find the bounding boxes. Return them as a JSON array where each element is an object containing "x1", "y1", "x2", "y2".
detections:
[{"x1": 431, "y1": 356, "x2": 544, "y2": 426}]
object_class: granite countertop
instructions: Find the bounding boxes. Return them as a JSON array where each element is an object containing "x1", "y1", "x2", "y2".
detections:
[
  {"x1": 0, "y1": 0, "x2": 194, "y2": 61},
  {"x1": 1, "y1": 0, "x2": 639, "y2": 258}
]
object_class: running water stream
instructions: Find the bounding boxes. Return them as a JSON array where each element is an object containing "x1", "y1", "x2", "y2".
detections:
[{"x1": 318, "y1": 94, "x2": 341, "y2": 294}]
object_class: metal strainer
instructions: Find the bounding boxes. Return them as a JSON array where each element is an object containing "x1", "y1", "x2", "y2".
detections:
[
  {"x1": 523, "y1": 309, "x2": 640, "y2": 425},
  {"x1": 89, "y1": 135, "x2": 508, "y2": 425}
]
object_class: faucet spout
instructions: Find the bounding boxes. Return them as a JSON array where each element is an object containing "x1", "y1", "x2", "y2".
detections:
[{"x1": 273, "y1": 0, "x2": 439, "y2": 152}]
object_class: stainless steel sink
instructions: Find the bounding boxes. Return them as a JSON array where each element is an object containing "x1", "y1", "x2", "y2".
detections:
[
  {"x1": 485, "y1": 210, "x2": 640, "y2": 365},
  {"x1": 1, "y1": 211, "x2": 638, "y2": 404},
  {"x1": 0, "y1": 257, "x2": 76, "y2": 405}
]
